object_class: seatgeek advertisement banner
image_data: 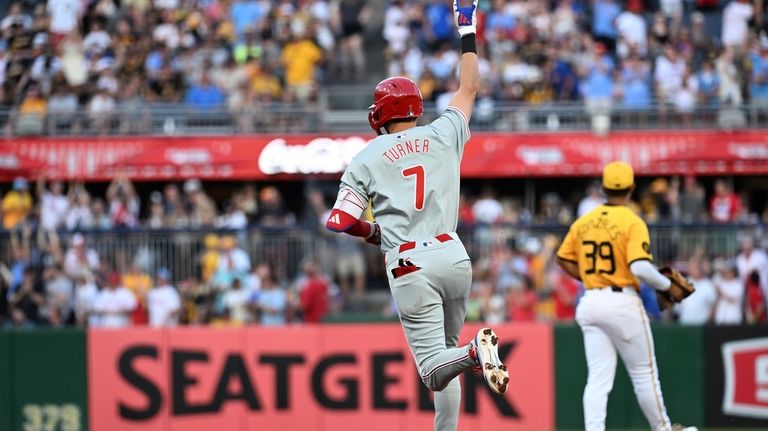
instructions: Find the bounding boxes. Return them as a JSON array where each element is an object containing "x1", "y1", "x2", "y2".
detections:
[
  {"x1": 87, "y1": 323, "x2": 553, "y2": 431},
  {"x1": 2, "y1": 130, "x2": 768, "y2": 181}
]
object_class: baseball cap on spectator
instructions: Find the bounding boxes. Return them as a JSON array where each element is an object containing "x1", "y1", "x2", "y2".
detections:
[
  {"x1": 13, "y1": 176, "x2": 28, "y2": 190},
  {"x1": 72, "y1": 233, "x2": 85, "y2": 247},
  {"x1": 184, "y1": 178, "x2": 201, "y2": 193},
  {"x1": 602, "y1": 161, "x2": 634, "y2": 190}
]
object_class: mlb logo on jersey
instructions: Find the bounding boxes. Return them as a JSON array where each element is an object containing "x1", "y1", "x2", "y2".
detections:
[{"x1": 722, "y1": 337, "x2": 768, "y2": 419}]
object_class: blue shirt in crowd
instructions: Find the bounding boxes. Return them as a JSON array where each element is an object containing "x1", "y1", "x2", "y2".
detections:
[
  {"x1": 231, "y1": 1, "x2": 268, "y2": 39},
  {"x1": 256, "y1": 288, "x2": 287, "y2": 326},
  {"x1": 592, "y1": 0, "x2": 620, "y2": 39},
  {"x1": 184, "y1": 83, "x2": 225, "y2": 109},
  {"x1": 426, "y1": 2, "x2": 453, "y2": 41},
  {"x1": 621, "y1": 69, "x2": 652, "y2": 108},
  {"x1": 750, "y1": 53, "x2": 768, "y2": 102},
  {"x1": 582, "y1": 69, "x2": 614, "y2": 100}
]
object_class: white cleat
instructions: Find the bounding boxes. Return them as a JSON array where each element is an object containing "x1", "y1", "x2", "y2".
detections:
[{"x1": 473, "y1": 327, "x2": 509, "y2": 394}]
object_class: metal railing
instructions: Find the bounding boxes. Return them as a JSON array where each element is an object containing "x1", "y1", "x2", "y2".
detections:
[
  {"x1": 3, "y1": 102, "x2": 766, "y2": 136},
  {"x1": 1, "y1": 224, "x2": 762, "y2": 286}
]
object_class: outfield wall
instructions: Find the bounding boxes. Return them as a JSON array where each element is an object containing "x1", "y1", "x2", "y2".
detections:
[{"x1": 1, "y1": 324, "x2": 766, "y2": 431}]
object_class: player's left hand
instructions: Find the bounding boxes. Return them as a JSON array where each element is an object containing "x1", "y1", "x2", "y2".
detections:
[
  {"x1": 454, "y1": 0, "x2": 478, "y2": 37},
  {"x1": 365, "y1": 222, "x2": 381, "y2": 246},
  {"x1": 656, "y1": 267, "x2": 695, "y2": 311}
]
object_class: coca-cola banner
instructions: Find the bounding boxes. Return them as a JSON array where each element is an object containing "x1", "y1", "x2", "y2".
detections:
[{"x1": 1, "y1": 130, "x2": 767, "y2": 181}]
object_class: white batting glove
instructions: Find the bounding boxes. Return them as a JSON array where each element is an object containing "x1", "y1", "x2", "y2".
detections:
[{"x1": 454, "y1": 0, "x2": 478, "y2": 37}]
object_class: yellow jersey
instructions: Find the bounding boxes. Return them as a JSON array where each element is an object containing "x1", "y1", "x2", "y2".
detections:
[
  {"x1": 2, "y1": 191, "x2": 33, "y2": 229},
  {"x1": 556, "y1": 204, "x2": 653, "y2": 290}
]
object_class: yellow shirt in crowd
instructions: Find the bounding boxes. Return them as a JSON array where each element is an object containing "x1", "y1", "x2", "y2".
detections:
[
  {"x1": 2, "y1": 191, "x2": 33, "y2": 229},
  {"x1": 281, "y1": 40, "x2": 322, "y2": 86}
]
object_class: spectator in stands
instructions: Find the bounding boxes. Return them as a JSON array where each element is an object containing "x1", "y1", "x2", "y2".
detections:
[
  {"x1": 47, "y1": 84, "x2": 80, "y2": 133},
  {"x1": 745, "y1": 271, "x2": 766, "y2": 323},
  {"x1": 146, "y1": 191, "x2": 166, "y2": 229},
  {"x1": 222, "y1": 277, "x2": 252, "y2": 324},
  {"x1": 673, "y1": 70, "x2": 698, "y2": 120},
  {"x1": 282, "y1": 30, "x2": 323, "y2": 102},
  {"x1": 147, "y1": 268, "x2": 181, "y2": 327},
  {"x1": 82, "y1": 20, "x2": 111, "y2": 54},
  {"x1": 184, "y1": 73, "x2": 225, "y2": 109},
  {"x1": 577, "y1": 183, "x2": 604, "y2": 217},
  {"x1": 335, "y1": 0, "x2": 366, "y2": 80},
  {"x1": 716, "y1": 47, "x2": 743, "y2": 106},
  {"x1": 680, "y1": 175, "x2": 707, "y2": 223},
  {"x1": 676, "y1": 259, "x2": 717, "y2": 324},
  {"x1": 255, "y1": 186, "x2": 293, "y2": 227},
  {"x1": 87, "y1": 87, "x2": 116, "y2": 134},
  {"x1": 736, "y1": 236, "x2": 768, "y2": 300},
  {"x1": 147, "y1": 66, "x2": 183, "y2": 102},
  {"x1": 15, "y1": 86, "x2": 47, "y2": 135},
  {"x1": 655, "y1": 44, "x2": 686, "y2": 106},
  {"x1": 37, "y1": 173, "x2": 69, "y2": 232},
  {"x1": 47, "y1": 0, "x2": 81, "y2": 43},
  {"x1": 92, "y1": 272, "x2": 137, "y2": 328},
  {"x1": 218, "y1": 235, "x2": 251, "y2": 275},
  {"x1": 106, "y1": 171, "x2": 139, "y2": 228},
  {"x1": 2, "y1": 177, "x2": 32, "y2": 229},
  {"x1": 697, "y1": 60, "x2": 720, "y2": 107},
  {"x1": 65, "y1": 186, "x2": 94, "y2": 230},
  {"x1": 2, "y1": 3, "x2": 31, "y2": 34},
  {"x1": 64, "y1": 233, "x2": 100, "y2": 279},
  {"x1": 616, "y1": 0, "x2": 647, "y2": 58},
  {"x1": 43, "y1": 263, "x2": 74, "y2": 326},
  {"x1": 252, "y1": 263, "x2": 287, "y2": 325},
  {"x1": 591, "y1": 0, "x2": 621, "y2": 53},
  {"x1": 216, "y1": 200, "x2": 248, "y2": 229},
  {"x1": 581, "y1": 43, "x2": 615, "y2": 112},
  {"x1": 162, "y1": 184, "x2": 185, "y2": 225},
  {"x1": 617, "y1": 55, "x2": 652, "y2": 109},
  {"x1": 472, "y1": 187, "x2": 504, "y2": 225},
  {"x1": 122, "y1": 262, "x2": 152, "y2": 325},
  {"x1": 508, "y1": 277, "x2": 538, "y2": 322},
  {"x1": 90, "y1": 198, "x2": 113, "y2": 230},
  {"x1": 713, "y1": 260, "x2": 744, "y2": 324},
  {"x1": 200, "y1": 234, "x2": 220, "y2": 285},
  {"x1": 74, "y1": 273, "x2": 98, "y2": 327},
  {"x1": 710, "y1": 179, "x2": 743, "y2": 222},
  {"x1": 184, "y1": 178, "x2": 216, "y2": 227},
  {"x1": 7, "y1": 267, "x2": 44, "y2": 327},
  {"x1": 749, "y1": 41, "x2": 768, "y2": 108},
  {"x1": 298, "y1": 259, "x2": 328, "y2": 323},
  {"x1": 722, "y1": 0, "x2": 754, "y2": 54}
]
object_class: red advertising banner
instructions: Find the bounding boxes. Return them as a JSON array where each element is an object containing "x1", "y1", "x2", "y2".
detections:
[
  {"x1": 88, "y1": 323, "x2": 554, "y2": 431},
  {"x1": 3, "y1": 130, "x2": 767, "y2": 181},
  {"x1": 722, "y1": 337, "x2": 768, "y2": 419}
]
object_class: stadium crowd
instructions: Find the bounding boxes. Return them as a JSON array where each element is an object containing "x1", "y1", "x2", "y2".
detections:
[
  {"x1": 387, "y1": 0, "x2": 768, "y2": 117},
  {"x1": 1, "y1": 174, "x2": 766, "y2": 328},
  {"x1": 1, "y1": 0, "x2": 369, "y2": 134},
  {"x1": 1, "y1": 0, "x2": 768, "y2": 134}
]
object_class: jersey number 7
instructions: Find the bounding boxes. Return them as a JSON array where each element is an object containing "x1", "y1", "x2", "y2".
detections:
[{"x1": 402, "y1": 165, "x2": 425, "y2": 211}]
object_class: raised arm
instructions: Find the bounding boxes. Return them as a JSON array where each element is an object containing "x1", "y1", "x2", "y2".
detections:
[{"x1": 448, "y1": 0, "x2": 480, "y2": 122}]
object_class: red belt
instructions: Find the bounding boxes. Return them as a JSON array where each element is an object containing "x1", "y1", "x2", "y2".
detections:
[{"x1": 398, "y1": 233, "x2": 453, "y2": 253}]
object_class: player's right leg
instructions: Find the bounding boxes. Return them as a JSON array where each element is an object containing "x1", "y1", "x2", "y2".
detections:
[
  {"x1": 387, "y1": 256, "x2": 476, "y2": 392},
  {"x1": 577, "y1": 295, "x2": 619, "y2": 431}
]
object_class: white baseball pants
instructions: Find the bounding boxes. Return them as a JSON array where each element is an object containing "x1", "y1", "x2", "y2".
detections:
[{"x1": 576, "y1": 288, "x2": 672, "y2": 431}]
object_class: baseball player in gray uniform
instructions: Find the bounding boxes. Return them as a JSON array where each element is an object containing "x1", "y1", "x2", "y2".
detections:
[{"x1": 325, "y1": 1, "x2": 508, "y2": 430}]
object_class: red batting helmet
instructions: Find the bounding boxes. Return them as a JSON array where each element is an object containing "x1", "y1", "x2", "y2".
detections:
[{"x1": 368, "y1": 77, "x2": 423, "y2": 135}]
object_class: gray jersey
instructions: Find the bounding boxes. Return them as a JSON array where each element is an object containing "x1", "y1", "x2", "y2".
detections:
[{"x1": 339, "y1": 108, "x2": 470, "y2": 253}]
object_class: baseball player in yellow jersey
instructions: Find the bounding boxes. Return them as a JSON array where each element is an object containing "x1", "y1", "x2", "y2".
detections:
[{"x1": 556, "y1": 161, "x2": 697, "y2": 431}]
